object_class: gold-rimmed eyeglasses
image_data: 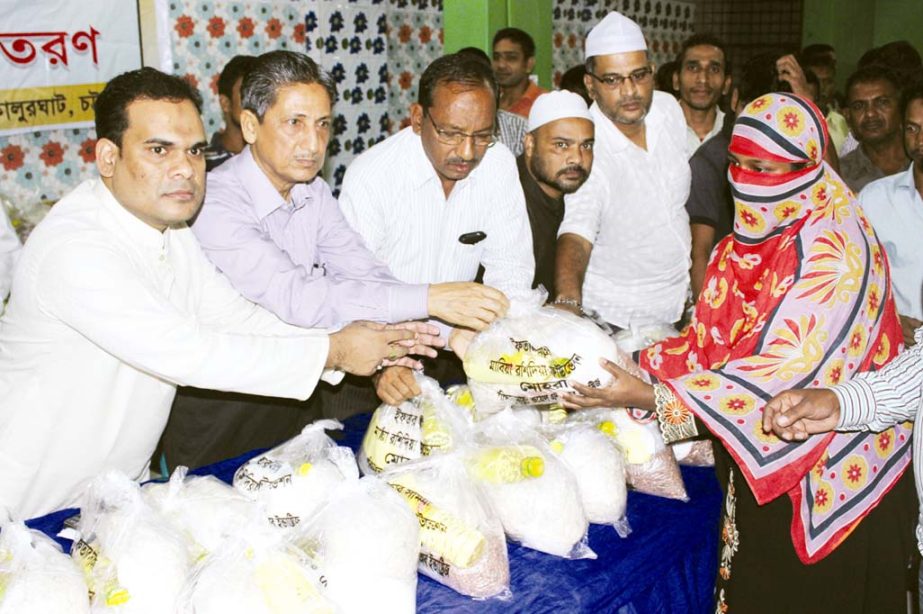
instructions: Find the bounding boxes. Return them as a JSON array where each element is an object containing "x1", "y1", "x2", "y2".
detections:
[
  {"x1": 587, "y1": 66, "x2": 654, "y2": 89},
  {"x1": 425, "y1": 113, "x2": 497, "y2": 148}
]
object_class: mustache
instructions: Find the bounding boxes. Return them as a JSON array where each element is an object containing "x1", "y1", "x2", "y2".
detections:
[
  {"x1": 618, "y1": 96, "x2": 644, "y2": 106},
  {"x1": 556, "y1": 165, "x2": 588, "y2": 178},
  {"x1": 446, "y1": 155, "x2": 478, "y2": 165}
]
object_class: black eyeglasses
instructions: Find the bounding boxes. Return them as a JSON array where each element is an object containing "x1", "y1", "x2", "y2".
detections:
[
  {"x1": 587, "y1": 66, "x2": 654, "y2": 89},
  {"x1": 425, "y1": 113, "x2": 496, "y2": 148}
]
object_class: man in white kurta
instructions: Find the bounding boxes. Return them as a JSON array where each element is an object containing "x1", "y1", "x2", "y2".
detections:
[
  {"x1": 555, "y1": 12, "x2": 691, "y2": 331},
  {"x1": 0, "y1": 68, "x2": 417, "y2": 519},
  {"x1": 0, "y1": 206, "x2": 21, "y2": 302}
]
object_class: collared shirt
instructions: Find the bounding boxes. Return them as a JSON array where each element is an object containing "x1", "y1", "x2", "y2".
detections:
[
  {"x1": 686, "y1": 126, "x2": 734, "y2": 243},
  {"x1": 517, "y1": 153, "x2": 564, "y2": 296},
  {"x1": 507, "y1": 81, "x2": 547, "y2": 118},
  {"x1": 0, "y1": 206, "x2": 20, "y2": 302},
  {"x1": 498, "y1": 110, "x2": 528, "y2": 156},
  {"x1": 833, "y1": 326, "x2": 923, "y2": 552},
  {"x1": 559, "y1": 91, "x2": 692, "y2": 329},
  {"x1": 205, "y1": 131, "x2": 234, "y2": 172},
  {"x1": 841, "y1": 144, "x2": 910, "y2": 194},
  {"x1": 0, "y1": 179, "x2": 335, "y2": 519},
  {"x1": 684, "y1": 107, "x2": 725, "y2": 158},
  {"x1": 338, "y1": 127, "x2": 534, "y2": 299},
  {"x1": 859, "y1": 164, "x2": 923, "y2": 319},
  {"x1": 193, "y1": 147, "x2": 428, "y2": 329}
]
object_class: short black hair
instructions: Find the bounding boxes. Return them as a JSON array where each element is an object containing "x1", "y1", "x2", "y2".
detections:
[
  {"x1": 859, "y1": 41, "x2": 923, "y2": 78},
  {"x1": 94, "y1": 67, "x2": 202, "y2": 148},
  {"x1": 456, "y1": 46, "x2": 491, "y2": 66},
  {"x1": 417, "y1": 53, "x2": 498, "y2": 112},
  {"x1": 217, "y1": 55, "x2": 257, "y2": 99},
  {"x1": 901, "y1": 81, "x2": 923, "y2": 119},
  {"x1": 560, "y1": 64, "x2": 591, "y2": 104},
  {"x1": 800, "y1": 43, "x2": 836, "y2": 69},
  {"x1": 737, "y1": 52, "x2": 785, "y2": 106},
  {"x1": 845, "y1": 65, "x2": 901, "y2": 101},
  {"x1": 241, "y1": 50, "x2": 337, "y2": 121},
  {"x1": 492, "y1": 27, "x2": 535, "y2": 59},
  {"x1": 676, "y1": 33, "x2": 731, "y2": 74}
]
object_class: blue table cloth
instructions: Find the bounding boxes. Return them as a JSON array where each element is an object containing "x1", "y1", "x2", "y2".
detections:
[{"x1": 27, "y1": 413, "x2": 722, "y2": 613}]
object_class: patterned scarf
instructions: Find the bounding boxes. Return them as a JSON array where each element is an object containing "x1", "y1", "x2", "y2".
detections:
[{"x1": 640, "y1": 93, "x2": 910, "y2": 563}]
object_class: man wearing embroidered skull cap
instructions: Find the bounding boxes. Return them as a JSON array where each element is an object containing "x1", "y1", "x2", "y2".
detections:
[
  {"x1": 518, "y1": 90, "x2": 594, "y2": 297},
  {"x1": 554, "y1": 12, "x2": 691, "y2": 344}
]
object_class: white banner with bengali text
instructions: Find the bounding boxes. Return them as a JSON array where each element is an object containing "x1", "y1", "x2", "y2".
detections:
[{"x1": 0, "y1": 0, "x2": 143, "y2": 136}]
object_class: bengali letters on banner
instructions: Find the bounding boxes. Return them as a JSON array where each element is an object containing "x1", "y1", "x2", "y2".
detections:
[{"x1": 0, "y1": 1, "x2": 143, "y2": 136}]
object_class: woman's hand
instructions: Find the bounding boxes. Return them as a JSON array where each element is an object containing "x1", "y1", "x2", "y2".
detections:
[{"x1": 561, "y1": 358, "x2": 655, "y2": 410}]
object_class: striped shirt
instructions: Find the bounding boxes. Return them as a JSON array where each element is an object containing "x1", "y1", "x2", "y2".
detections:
[
  {"x1": 337, "y1": 127, "x2": 534, "y2": 299},
  {"x1": 833, "y1": 326, "x2": 923, "y2": 551},
  {"x1": 498, "y1": 110, "x2": 528, "y2": 156}
]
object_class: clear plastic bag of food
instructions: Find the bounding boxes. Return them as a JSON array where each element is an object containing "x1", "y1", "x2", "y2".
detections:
[
  {"x1": 72, "y1": 471, "x2": 192, "y2": 613},
  {"x1": 462, "y1": 290, "x2": 626, "y2": 417},
  {"x1": 466, "y1": 410, "x2": 594, "y2": 559},
  {"x1": 612, "y1": 323, "x2": 679, "y2": 353},
  {"x1": 178, "y1": 527, "x2": 333, "y2": 614},
  {"x1": 381, "y1": 453, "x2": 510, "y2": 599},
  {"x1": 671, "y1": 440, "x2": 716, "y2": 467},
  {"x1": 0, "y1": 521, "x2": 90, "y2": 614},
  {"x1": 569, "y1": 408, "x2": 688, "y2": 501},
  {"x1": 233, "y1": 420, "x2": 358, "y2": 529},
  {"x1": 544, "y1": 422, "x2": 630, "y2": 536},
  {"x1": 359, "y1": 374, "x2": 468, "y2": 475},
  {"x1": 295, "y1": 477, "x2": 420, "y2": 614},
  {"x1": 143, "y1": 466, "x2": 259, "y2": 555}
]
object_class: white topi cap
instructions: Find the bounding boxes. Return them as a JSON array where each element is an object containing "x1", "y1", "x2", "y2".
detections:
[
  {"x1": 584, "y1": 12, "x2": 647, "y2": 60},
  {"x1": 528, "y1": 91, "x2": 594, "y2": 132}
]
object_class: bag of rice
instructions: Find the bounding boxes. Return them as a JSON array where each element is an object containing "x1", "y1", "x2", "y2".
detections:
[
  {"x1": 144, "y1": 466, "x2": 259, "y2": 555},
  {"x1": 359, "y1": 374, "x2": 468, "y2": 475},
  {"x1": 233, "y1": 420, "x2": 358, "y2": 530},
  {"x1": 0, "y1": 521, "x2": 90, "y2": 614},
  {"x1": 382, "y1": 453, "x2": 510, "y2": 599},
  {"x1": 462, "y1": 291, "x2": 626, "y2": 418},
  {"x1": 72, "y1": 471, "x2": 192, "y2": 614},
  {"x1": 467, "y1": 411, "x2": 593, "y2": 559},
  {"x1": 570, "y1": 408, "x2": 688, "y2": 501},
  {"x1": 178, "y1": 528, "x2": 332, "y2": 614},
  {"x1": 544, "y1": 423, "x2": 630, "y2": 535},
  {"x1": 295, "y1": 477, "x2": 420, "y2": 614},
  {"x1": 671, "y1": 440, "x2": 716, "y2": 467}
]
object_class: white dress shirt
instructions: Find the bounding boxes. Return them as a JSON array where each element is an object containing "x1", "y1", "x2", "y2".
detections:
[
  {"x1": 685, "y1": 107, "x2": 724, "y2": 158},
  {"x1": 0, "y1": 206, "x2": 21, "y2": 302},
  {"x1": 834, "y1": 326, "x2": 923, "y2": 552},
  {"x1": 338, "y1": 127, "x2": 534, "y2": 299},
  {"x1": 0, "y1": 179, "x2": 336, "y2": 519},
  {"x1": 559, "y1": 91, "x2": 692, "y2": 329},
  {"x1": 859, "y1": 164, "x2": 923, "y2": 320}
]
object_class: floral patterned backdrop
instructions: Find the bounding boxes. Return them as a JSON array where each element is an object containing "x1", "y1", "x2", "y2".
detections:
[
  {"x1": 552, "y1": 0, "x2": 696, "y2": 86},
  {"x1": 0, "y1": 0, "x2": 443, "y2": 207}
]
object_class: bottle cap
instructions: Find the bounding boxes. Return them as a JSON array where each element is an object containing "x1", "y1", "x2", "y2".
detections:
[{"x1": 521, "y1": 456, "x2": 545, "y2": 478}]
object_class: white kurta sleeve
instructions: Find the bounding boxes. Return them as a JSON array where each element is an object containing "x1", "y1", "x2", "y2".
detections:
[
  {"x1": 559, "y1": 167, "x2": 606, "y2": 243},
  {"x1": 0, "y1": 208, "x2": 21, "y2": 301},
  {"x1": 37, "y1": 238, "x2": 330, "y2": 400}
]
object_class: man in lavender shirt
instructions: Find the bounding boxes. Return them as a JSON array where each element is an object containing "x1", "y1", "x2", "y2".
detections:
[{"x1": 160, "y1": 51, "x2": 507, "y2": 469}]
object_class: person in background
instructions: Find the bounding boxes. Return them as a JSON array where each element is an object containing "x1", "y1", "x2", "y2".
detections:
[
  {"x1": 800, "y1": 44, "x2": 849, "y2": 153},
  {"x1": 492, "y1": 27, "x2": 547, "y2": 118},
  {"x1": 565, "y1": 92, "x2": 915, "y2": 614},
  {"x1": 0, "y1": 206, "x2": 20, "y2": 303},
  {"x1": 655, "y1": 60, "x2": 679, "y2": 97},
  {"x1": 555, "y1": 11, "x2": 690, "y2": 338},
  {"x1": 839, "y1": 66, "x2": 909, "y2": 194},
  {"x1": 0, "y1": 67, "x2": 432, "y2": 519},
  {"x1": 517, "y1": 91, "x2": 594, "y2": 296},
  {"x1": 457, "y1": 46, "x2": 528, "y2": 156},
  {"x1": 339, "y1": 54, "x2": 534, "y2": 406},
  {"x1": 161, "y1": 51, "x2": 504, "y2": 468},
  {"x1": 560, "y1": 64, "x2": 591, "y2": 104},
  {"x1": 856, "y1": 82, "x2": 923, "y2": 347},
  {"x1": 206, "y1": 55, "x2": 255, "y2": 171},
  {"x1": 673, "y1": 33, "x2": 731, "y2": 157}
]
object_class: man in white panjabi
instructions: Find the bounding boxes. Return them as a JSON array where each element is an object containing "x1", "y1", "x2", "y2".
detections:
[
  {"x1": 0, "y1": 68, "x2": 432, "y2": 519},
  {"x1": 554, "y1": 12, "x2": 691, "y2": 339}
]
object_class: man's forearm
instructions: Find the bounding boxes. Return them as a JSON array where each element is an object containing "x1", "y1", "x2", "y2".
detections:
[{"x1": 555, "y1": 233, "x2": 592, "y2": 303}]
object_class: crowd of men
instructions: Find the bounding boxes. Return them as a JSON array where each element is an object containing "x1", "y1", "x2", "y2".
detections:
[{"x1": 1, "y1": 8, "x2": 923, "y2": 610}]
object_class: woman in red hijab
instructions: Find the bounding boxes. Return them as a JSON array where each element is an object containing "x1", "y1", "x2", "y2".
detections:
[{"x1": 565, "y1": 92, "x2": 915, "y2": 613}]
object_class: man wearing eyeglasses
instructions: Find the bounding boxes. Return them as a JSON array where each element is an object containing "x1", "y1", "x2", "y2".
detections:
[
  {"x1": 672, "y1": 34, "x2": 731, "y2": 158},
  {"x1": 339, "y1": 53, "x2": 534, "y2": 405},
  {"x1": 555, "y1": 12, "x2": 691, "y2": 338}
]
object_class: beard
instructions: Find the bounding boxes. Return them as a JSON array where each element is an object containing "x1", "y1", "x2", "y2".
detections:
[{"x1": 530, "y1": 157, "x2": 589, "y2": 195}]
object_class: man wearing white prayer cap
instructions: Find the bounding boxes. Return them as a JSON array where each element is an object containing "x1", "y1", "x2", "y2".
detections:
[
  {"x1": 554, "y1": 11, "x2": 692, "y2": 340},
  {"x1": 517, "y1": 91, "x2": 594, "y2": 295}
]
